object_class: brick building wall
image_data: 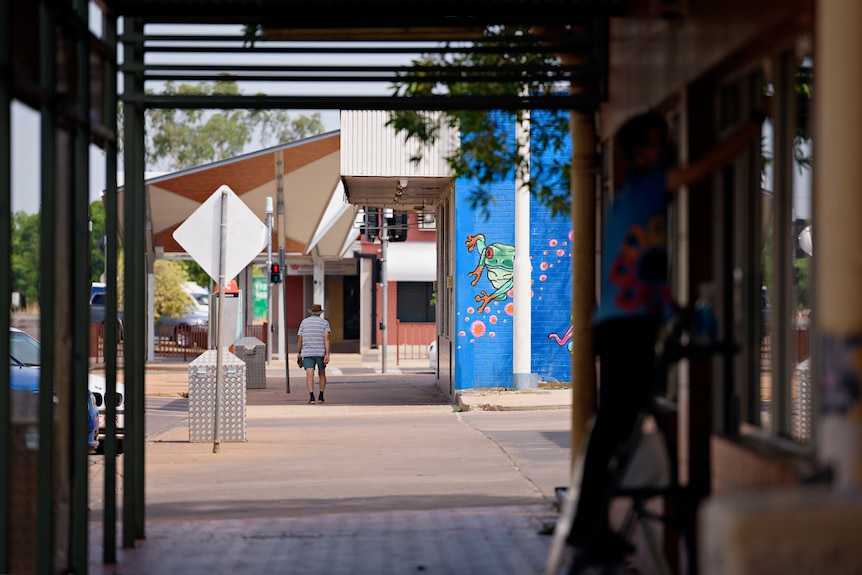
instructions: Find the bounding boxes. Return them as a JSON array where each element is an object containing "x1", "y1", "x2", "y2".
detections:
[{"x1": 454, "y1": 111, "x2": 573, "y2": 390}]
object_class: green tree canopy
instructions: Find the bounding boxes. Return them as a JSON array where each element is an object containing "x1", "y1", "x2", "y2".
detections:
[
  {"x1": 11, "y1": 203, "x2": 116, "y2": 309},
  {"x1": 178, "y1": 260, "x2": 212, "y2": 290},
  {"x1": 141, "y1": 78, "x2": 326, "y2": 171},
  {"x1": 90, "y1": 200, "x2": 106, "y2": 283},
  {"x1": 11, "y1": 211, "x2": 40, "y2": 308},
  {"x1": 386, "y1": 26, "x2": 572, "y2": 217},
  {"x1": 153, "y1": 260, "x2": 194, "y2": 321}
]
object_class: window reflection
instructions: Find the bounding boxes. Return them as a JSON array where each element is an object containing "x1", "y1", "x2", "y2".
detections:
[
  {"x1": 791, "y1": 61, "x2": 813, "y2": 444},
  {"x1": 759, "y1": 58, "x2": 813, "y2": 444}
]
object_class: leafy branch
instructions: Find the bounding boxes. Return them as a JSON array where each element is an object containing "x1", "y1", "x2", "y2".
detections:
[{"x1": 386, "y1": 26, "x2": 574, "y2": 218}]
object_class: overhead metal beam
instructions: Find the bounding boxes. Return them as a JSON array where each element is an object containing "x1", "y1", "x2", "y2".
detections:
[
  {"x1": 126, "y1": 94, "x2": 601, "y2": 111},
  {"x1": 108, "y1": 0, "x2": 625, "y2": 25},
  {"x1": 135, "y1": 31, "x2": 599, "y2": 45},
  {"x1": 139, "y1": 74, "x2": 587, "y2": 84}
]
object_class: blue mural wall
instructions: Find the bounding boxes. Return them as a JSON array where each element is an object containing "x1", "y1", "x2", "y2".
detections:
[{"x1": 454, "y1": 112, "x2": 573, "y2": 390}]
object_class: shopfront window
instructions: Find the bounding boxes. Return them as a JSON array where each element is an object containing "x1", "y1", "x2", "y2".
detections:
[
  {"x1": 788, "y1": 60, "x2": 813, "y2": 444},
  {"x1": 754, "y1": 52, "x2": 814, "y2": 445}
]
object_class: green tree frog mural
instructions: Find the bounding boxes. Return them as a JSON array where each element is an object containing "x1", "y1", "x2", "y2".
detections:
[{"x1": 466, "y1": 233, "x2": 515, "y2": 313}]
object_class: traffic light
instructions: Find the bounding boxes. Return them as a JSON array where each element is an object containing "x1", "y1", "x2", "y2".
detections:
[
  {"x1": 363, "y1": 206, "x2": 379, "y2": 242},
  {"x1": 387, "y1": 211, "x2": 409, "y2": 242},
  {"x1": 270, "y1": 263, "x2": 281, "y2": 283}
]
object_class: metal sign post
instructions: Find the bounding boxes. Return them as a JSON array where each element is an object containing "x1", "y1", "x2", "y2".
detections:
[
  {"x1": 213, "y1": 190, "x2": 229, "y2": 453},
  {"x1": 172, "y1": 184, "x2": 267, "y2": 454},
  {"x1": 280, "y1": 247, "x2": 290, "y2": 393}
]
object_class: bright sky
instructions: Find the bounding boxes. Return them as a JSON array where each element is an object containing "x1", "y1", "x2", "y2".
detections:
[{"x1": 11, "y1": 21, "x2": 417, "y2": 214}]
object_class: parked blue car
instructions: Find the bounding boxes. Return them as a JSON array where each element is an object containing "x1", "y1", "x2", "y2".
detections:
[
  {"x1": 10, "y1": 335, "x2": 100, "y2": 453},
  {"x1": 9, "y1": 359, "x2": 40, "y2": 391},
  {"x1": 11, "y1": 327, "x2": 124, "y2": 448}
]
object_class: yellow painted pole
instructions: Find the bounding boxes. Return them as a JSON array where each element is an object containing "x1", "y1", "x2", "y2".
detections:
[
  {"x1": 815, "y1": 0, "x2": 862, "y2": 489},
  {"x1": 569, "y1": 107, "x2": 598, "y2": 466},
  {"x1": 530, "y1": 25, "x2": 598, "y2": 469}
]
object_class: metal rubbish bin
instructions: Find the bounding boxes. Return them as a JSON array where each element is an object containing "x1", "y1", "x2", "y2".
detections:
[
  {"x1": 234, "y1": 336, "x2": 266, "y2": 389},
  {"x1": 188, "y1": 350, "x2": 246, "y2": 443}
]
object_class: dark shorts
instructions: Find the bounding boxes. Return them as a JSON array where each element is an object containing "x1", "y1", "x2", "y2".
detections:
[{"x1": 301, "y1": 356, "x2": 326, "y2": 371}]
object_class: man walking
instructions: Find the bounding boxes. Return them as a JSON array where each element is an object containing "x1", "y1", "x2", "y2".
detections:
[{"x1": 297, "y1": 303, "x2": 331, "y2": 404}]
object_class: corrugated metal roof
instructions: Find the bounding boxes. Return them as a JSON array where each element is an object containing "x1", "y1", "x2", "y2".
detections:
[{"x1": 340, "y1": 111, "x2": 458, "y2": 178}]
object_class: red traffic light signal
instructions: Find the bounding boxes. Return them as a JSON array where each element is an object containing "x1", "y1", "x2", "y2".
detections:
[{"x1": 270, "y1": 263, "x2": 281, "y2": 283}]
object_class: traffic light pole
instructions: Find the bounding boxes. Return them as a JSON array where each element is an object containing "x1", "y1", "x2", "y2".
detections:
[{"x1": 280, "y1": 246, "x2": 290, "y2": 393}]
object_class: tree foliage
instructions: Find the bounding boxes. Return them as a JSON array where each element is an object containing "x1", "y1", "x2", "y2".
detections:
[
  {"x1": 11, "y1": 202, "x2": 115, "y2": 309},
  {"x1": 386, "y1": 26, "x2": 573, "y2": 217},
  {"x1": 89, "y1": 200, "x2": 106, "y2": 283},
  {"x1": 132, "y1": 78, "x2": 326, "y2": 171},
  {"x1": 11, "y1": 211, "x2": 40, "y2": 308},
  {"x1": 178, "y1": 260, "x2": 212, "y2": 290},
  {"x1": 153, "y1": 260, "x2": 194, "y2": 321}
]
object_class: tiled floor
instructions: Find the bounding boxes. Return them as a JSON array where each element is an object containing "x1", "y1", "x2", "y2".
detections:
[{"x1": 88, "y1": 504, "x2": 557, "y2": 575}]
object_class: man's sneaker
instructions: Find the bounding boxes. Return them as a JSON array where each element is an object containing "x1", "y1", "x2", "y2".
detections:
[
  {"x1": 318, "y1": 393, "x2": 325, "y2": 403},
  {"x1": 308, "y1": 395, "x2": 316, "y2": 404}
]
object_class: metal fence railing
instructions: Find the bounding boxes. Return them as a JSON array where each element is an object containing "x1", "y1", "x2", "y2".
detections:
[
  {"x1": 395, "y1": 321, "x2": 435, "y2": 365},
  {"x1": 89, "y1": 322, "x2": 269, "y2": 364}
]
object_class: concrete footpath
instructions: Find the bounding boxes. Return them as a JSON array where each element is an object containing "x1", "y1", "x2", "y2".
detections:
[
  {"x1": 138, "y1": 353, "x2": 575, "y2": 412},
  {"x1": 86, "y1": 353, "x2": 577, "y2": 575}
]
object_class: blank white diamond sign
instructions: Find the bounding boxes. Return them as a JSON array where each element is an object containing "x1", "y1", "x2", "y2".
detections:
[{"x1": 172, "y1": 184, "x2": 267, "y2": 283}]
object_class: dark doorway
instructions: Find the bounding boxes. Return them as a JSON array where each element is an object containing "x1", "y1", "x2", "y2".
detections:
[
  {"x1": 343, "y1": 275, "x2": 361, "y2": 340},
  {"x1": 397, "y1": 281, "x2": 435, "y2": 322}
]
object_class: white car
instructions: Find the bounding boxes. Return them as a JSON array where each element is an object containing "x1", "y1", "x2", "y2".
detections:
[
  {"x1": 429, "y1": 340, "x2": 437, "y2": 371},
  {"x1": 10, "y1": 327, "x2": 125, "y2": 446},
  {"x1": 86, "y1": 371, "x2": 126, "y2": 444}
]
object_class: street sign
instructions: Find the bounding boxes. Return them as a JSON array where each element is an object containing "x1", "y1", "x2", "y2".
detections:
[
  {"x1": 173, "y1": 184, "x2": 267, "y2": 453},
  {"x1": 172, "y1": 185, "x2": 267, "y2": 282}
]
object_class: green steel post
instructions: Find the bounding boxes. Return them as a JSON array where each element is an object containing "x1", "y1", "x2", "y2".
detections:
[
  {"x1": 72, "y1": 0, "x2": 91, "y2": 570},
  {"x1": 133, "y1": 75, "x2": 147, "y2": 541},
  {"x1": 122, "y1": 16, "x2": 147, "y2": 546},
  {"x1": 0, "y1": 0, "x2": 11, "y2": 570},
  {"x1": 37, "y1": 1, "x2": 56, "y2": 572},
  {"x1": 122, "y1": 16, "x2": 138, "y2": 549},
  {"x1": 102, "y1": 10, "x2": 119, "y2": 565}
]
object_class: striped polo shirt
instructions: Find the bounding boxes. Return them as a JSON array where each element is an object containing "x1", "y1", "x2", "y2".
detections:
[{"x1": 297, "y1": 315, "x2": 331, "y2": 356}]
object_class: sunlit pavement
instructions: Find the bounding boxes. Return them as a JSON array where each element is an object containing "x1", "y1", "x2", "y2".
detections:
[{"x1": 87, "y1": 359, "x2": 574, "y2": 575}]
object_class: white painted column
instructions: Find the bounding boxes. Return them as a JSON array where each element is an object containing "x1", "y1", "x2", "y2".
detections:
[
  {"x1": 265, "y1": 197, "x2": 273, "y2": 364},
  {"x1": 513, "y1": 108, "x2": 537, "y2": 389},
  {"x1": 276, "y1": 287, "x2": 285, "y2": 360},
  {"x1": 380, "y1": 214, "x2": 389, "y2": 373},
  {"x1": 815, "y1": 0, "x2": 862, "y2": 489},
  {"x1": 312, "y1": 252, "x2": 325, "y2": 309}
]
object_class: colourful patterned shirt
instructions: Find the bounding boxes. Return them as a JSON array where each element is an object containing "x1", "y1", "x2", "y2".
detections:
[{"x1": 594, "y1": 168, "x2": 672, "y2": 326}]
